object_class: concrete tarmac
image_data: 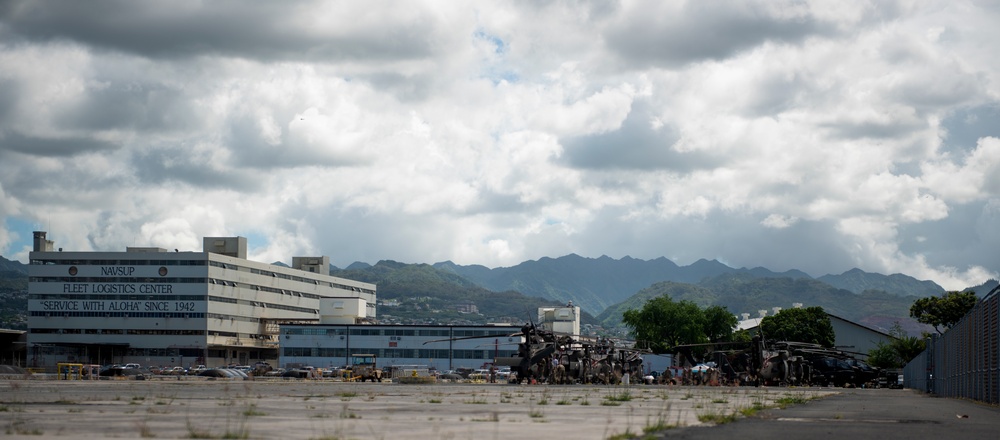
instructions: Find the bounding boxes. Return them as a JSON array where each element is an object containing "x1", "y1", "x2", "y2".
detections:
[
  {"x1": 0, "y1": 378, "x2": 830, "y2": 439},
  {"x1": 0, "y1": 378, "x2": 996, "y2": 439},
  {"x1": 660, "y1": 387, "x2": 1000, "y2": 439}
]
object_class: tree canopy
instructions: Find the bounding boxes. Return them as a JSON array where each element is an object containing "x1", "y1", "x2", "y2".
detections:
[
  {"x1": 759, "y1": 306, "x2": 835, "y2": 347},
  {"x1": 621, "y1": 295, "x2": 737, "y2": 353},
  {"x1": 909, "y1": 290, "x2": 978, "y2": 334},
  {"x1": 867, "y1": 322, "x2": 925, "y2": 369}
]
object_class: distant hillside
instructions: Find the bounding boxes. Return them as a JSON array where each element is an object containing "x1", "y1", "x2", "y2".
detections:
[
  {"x1": 0, "y1": 256, "x2": 28, "y2": 329},
  {"x1": 818, "y1": 268, "x2": 944, "y2": 297},
  {"x1": 596, "y1": 273, "x2": 931, "y2": 336},
  {"x1": 331, "y1": 260, "x2": 595, "y2": 326},
  {"x1": 964, "y1": 279, "x2": 999, "y2": 296},
  {"x1": 595, "y1": 281, "x2": 716, "y2": 326},
  {"x1": 436, "y1": 254, "x2": 930, "y2": 315},
  {"x1": 437, "y1": 254, "x2": 684, "y2": 316},
  {"x1": 0, "y1": 256, "x2": 26, "y2": 274}
]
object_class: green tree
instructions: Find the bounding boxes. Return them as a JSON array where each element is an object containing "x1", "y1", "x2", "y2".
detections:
[
  {"x1": 866, "y1": 343, "x2": 898, "y2": 369},
  {"x1": 867, "y1": 322, "x2": 926, "y2": 369},
  {"x1": 702, "y1": 305, "x2": 738, "y2": 343},
  {"x1": 759, "y1": 306, "x2": 835, "y2": 347},
  {"x1": 622, "y1": 296, "x2": 739, "y2": 353},
  {"x1": 909, "y1": 291, "x2": 978, "y2": 334}
]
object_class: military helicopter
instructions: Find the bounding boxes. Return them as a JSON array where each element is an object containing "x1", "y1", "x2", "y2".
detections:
[
  {"x1": 425, "y1": 321, "x2": 646, "y2": 385},
  {"x1": 670, "y1": 336, "x2": 879, "y2": 387}
]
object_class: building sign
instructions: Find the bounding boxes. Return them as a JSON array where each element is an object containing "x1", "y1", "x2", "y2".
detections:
[
  {"x1": 62, "y1": 283, "x2": 174, "y2": 294},
  {"x1": 35, "y1": 300, "x2": 204, "y2": 313}
]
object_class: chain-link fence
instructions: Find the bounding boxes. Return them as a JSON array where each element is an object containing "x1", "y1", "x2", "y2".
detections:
[{"x1": 904, "y1": 285, "x2": 999, "y2": 404}]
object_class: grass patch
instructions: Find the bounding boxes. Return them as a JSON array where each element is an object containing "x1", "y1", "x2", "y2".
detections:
[
  {"x1": 464, "y1": 394, "x2": 489, "y2": 404},
  {"x1": 606, "y1": 429, "x2": 638, "y2": 440},
  {"x1": 775, "y1": 395, "x2": 809, "y2": 408},
  {"x1": 644, "y1": 418, "x2": 676, "y2": 434},
  {"x1": 738, "y1": 404, "x2": 763, "y2": 417},
  {"x1": 697, "y1": 411, "x2": 738, "y2": 425},
  {"x1": 242, "y1": 404, "x2": 266, "y2": 417},
  {"x1": 605, "y1": 390, "x2": 632, "y2": 402}
]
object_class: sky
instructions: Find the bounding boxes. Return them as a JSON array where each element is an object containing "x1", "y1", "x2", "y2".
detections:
[{"x1": 1, "y1": 1, "x2": 998, "y2": 290}]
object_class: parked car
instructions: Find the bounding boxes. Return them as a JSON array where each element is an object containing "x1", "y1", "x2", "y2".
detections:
[
  {"x1": 164, "y1": 366, "x2": 187, "y2": 375},
  {"x1": 495, "y1": 368, "x2": 512, "y2": 381}
]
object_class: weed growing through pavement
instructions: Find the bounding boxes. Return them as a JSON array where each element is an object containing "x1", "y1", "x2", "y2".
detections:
[
  {"x1": 696, "y1": 409, "x2": 738, "y2": 425},
  {"x1": 464, "y1": 393, "x2": 488, "y2": 404},
  {"x1": 242, "y1": 403, "x2": 266, "y2": 417},
  {"x1": 774, "y1": 394, "x2": 809, "y2": 408}
]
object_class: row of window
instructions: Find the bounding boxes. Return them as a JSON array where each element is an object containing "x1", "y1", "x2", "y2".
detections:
[
  {"x1": 282, "y1": 347, "x2": 519, "y2": 359},
  {"x1": 209, "y1": 278, "x2": 371, "y2": 303},
  {"x1": 32, "y1": 254, "x2": 374, "y2": 295},
  {"x1": 31, "y1": 277, "x2": 206, "y2": 283},
  {"x1": 206, "y1": 313, "x2": 260, "y2": 324},
  {"x1": 32, "y1": 259, "x2": 207, "y2": 266},
  {"x1": 208, "y1": 261, "x2": 376, "y2": 295},
  {"x1": 30, "y1": 347, "x2": 249, "y2": 359},
  {"x1": 282, "y1": 327, "x2": 515, "y2": 337},
  {"x1": 207, "y1": 295, "x2": 317, "y2": 314},
  {"x1": 126, "y1": 348, "x2": 206, "y2": 357},
  {"x1": 30, "y1": 294, "x2": 205, "y2": 301},
  {"x1": 31, "y1": 328, "x2": 203, "y2": 335}
]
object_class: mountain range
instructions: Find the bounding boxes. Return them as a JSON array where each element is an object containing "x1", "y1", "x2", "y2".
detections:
[
  {"x1": 3, "y1": 253, "x2": 997, "y2": 337},
  {"x1": 432, "y1": 254, "x2": 948, "y2": 315}
]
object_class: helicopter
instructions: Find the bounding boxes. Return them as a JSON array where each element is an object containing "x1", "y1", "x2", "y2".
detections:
[
  {"x1": 425, "y1": 321, "x2": 647, "y2": 385},
  {"x1": 670, "y1": 335, "x2": 880, "y2": 387}
]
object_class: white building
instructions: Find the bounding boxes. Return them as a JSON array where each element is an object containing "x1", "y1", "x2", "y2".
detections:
[
  {"x1": 280, "y1": 323, "x2": 521, "y2": 371},
  {"x1": 27, "y1": 232, "x2": 375, "y2": 369},
  {"x1": 737, "y1": 309, "x2": 894, "y2": 359},
  {"x1": 538, "y1": 304, "x2": 580, "y2": 336},
  {"x1": 280, "y1": 305, "x2": 584, "y2": 371}
]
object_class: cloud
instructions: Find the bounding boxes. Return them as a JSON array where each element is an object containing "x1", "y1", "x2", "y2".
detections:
[
  {"x1": 1, "y1": 1, "x2": 998, "y2": 293},
  {"x1": 560, "y1": 100, "x2": 722, "y2": 171},
  {"x1": 0, "y1": 0, "x2": 452, "y2": 62},
  {"x1": 603, "y1": 1, "x2": 838, "y2": 68},
  {"x1": 0, "y1": 132, "x2": 120, "y2": 157}
]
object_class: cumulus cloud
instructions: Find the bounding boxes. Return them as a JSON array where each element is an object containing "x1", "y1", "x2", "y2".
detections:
[{"x1": 1, "y1": 1, "x2": 998, "y2": 291}]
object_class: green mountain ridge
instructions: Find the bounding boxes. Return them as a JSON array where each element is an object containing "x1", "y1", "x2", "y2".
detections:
[
  {"x1": 0, "y1": 253, "x2": 979, "y2": 336},
  {"x1": 330, "y1": 261, "x2": 591, "y2": 326},
  {"x1": 437, "y1": 254, "x2": 946, "y2": 315}
]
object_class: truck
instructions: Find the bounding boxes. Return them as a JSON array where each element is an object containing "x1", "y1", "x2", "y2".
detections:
[{"x1": 349, "y1": 354, "x2": 382, "y2": 382}]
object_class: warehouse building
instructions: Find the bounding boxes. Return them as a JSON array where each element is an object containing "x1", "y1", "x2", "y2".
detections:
[
  {"x1": 27, "y1": 231, "x2": 375, "y2": 369},
  {"x1": 279, "y1": 304, "x2": 584, "y2": 371},
  {"x1": 736, "y1": 307, "x2": 895, "y2": 358},
  {"x1": 280, "y1": 323, "x2": 522, "y2": 372}
]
